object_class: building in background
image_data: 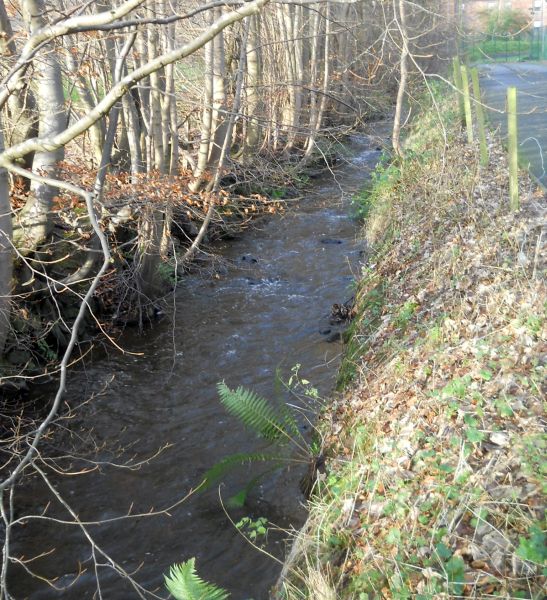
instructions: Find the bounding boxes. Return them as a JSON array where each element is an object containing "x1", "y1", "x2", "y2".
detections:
[{"x1": 461, "y1": 0, "x2": 547, "y2": 30}]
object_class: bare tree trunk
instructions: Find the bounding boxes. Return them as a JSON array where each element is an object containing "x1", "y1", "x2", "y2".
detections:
[
  {"x1": 208, "y1": 8, "x2": 229, "y2": 171},
  {"x1": 244, "y1": 15, "x2": 260, "y2": 154},
  {"x1": 121, "y1": 89, "x2": 144, "y2": 179},
  {"x1": 135, "y1": 30, "x2": 152, "y2": 171},
  {"x1": 63, "y1": 40, "x2": 105, "y2": 166},
  {"x1": 0, "y1": 0, "x2": 37, "y2": 181},
  {"x1": 190, "y1": 12, "x2": 214, "y2": 192},
  {"x1": 303, "y1": 8, "x2": 321, "y2": 158},
  {"x1": 161, "y1": 8, "x2": 177, "y2": 256},
  {"x1": 147, "y1": 2, "x2": 166, "y2": 174},
  {"x1": 180, "y1": 22, "x2": 248, "y2": 265},
  {"x1": 13, "y1": 0, "x2": 65, "y2": 251},
  {"x1": 163, "y1": 13, "x2": 178, "y2": 176},
  {"x1": 0, "y1": 120, "x2": 11, "y2": 356},
  {"x1": 135, "y1": 9, "x2": 167, "y2": 299},
  {"x1": 302, "y1": 3, "x2": 331, "y2": 162},
  {"x1": 279, "y1": 4, "x2": 298, "y2": 152},
  {"x1": 393, "y1": 0, "x2": 409, "y2": 157},
  {"x1": 337, "y1": 1, "x2": 351, "y2": 104}
]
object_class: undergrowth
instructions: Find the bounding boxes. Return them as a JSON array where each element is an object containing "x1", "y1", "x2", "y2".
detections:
[{"x1": 275, "y1": 87, "x2": 546, "y2": 599}]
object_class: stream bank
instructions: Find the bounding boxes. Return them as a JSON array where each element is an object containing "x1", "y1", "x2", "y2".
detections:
[
  {"x1": 276, "y1": 90, "x2": 546, "y2": 598},
  {"x1": 7, "y1": 133, "x2": 387, "y2": 599}
]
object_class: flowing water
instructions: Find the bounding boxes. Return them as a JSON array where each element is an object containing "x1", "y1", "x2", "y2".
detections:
[{"x1": 9, "y1": 135, "x2": 383, "y2": 600}]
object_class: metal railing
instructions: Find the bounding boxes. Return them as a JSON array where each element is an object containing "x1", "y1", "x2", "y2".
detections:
[{"x1": 461, "y1": 28, "x2": 547, "y2": 63}]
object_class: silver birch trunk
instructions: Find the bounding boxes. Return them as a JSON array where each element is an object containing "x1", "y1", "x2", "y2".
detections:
[
  {"x1": 303, "y1": 3, "x2": 331, "y2": 162},
  {"x1": 209, "y1": 8, "x2": 229, "y2": 169},
  {"x1": 13, "y1": 0, "x2": 65, "y2": 251},
  {"x1": 0, "y1": 119, "x2": 12, "y2": 355},
  {"x1": 135, "y1": 30, "x2": 152, "y2": 171},
  {"x1": 244, "y1": 15, "x2": 260, "y2": 154},
  {"x1": 305, "y1": 9, "x2": 321, "y2": 150},
  {"x1": 393, "y1": 0, "x2": 409, "y2": 157},
  {"x1": 0, "y1": 0, "x2": 37, "y2": 176},
  {"x1": 190, "y1": 12, "x2": 214, "y2": 192},
  {"x1": 147, "y1": 2, "x2": 166, "y2": 173},
  {"x1": 279, "y1": 4, "x2": 297, "y2": 152},
  {"x1": 122, "y1": 89, "x2": 144, "y2": 179}
]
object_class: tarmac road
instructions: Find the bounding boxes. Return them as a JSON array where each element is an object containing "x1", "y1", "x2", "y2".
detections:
[{"x1": 479, "y1": 62, "x2": 547, "y2": 187}]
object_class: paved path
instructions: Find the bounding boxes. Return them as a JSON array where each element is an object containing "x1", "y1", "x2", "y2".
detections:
[{"x1": 479, "y1": 63, "x2": 547, "y2": 186}]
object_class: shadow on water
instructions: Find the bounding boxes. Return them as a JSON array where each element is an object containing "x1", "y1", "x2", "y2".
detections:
[{"x1": 9, "y1": 133, "x2": 385, "y2": 600}]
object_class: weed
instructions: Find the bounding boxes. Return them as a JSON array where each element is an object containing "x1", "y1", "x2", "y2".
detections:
[
  {"x1": 516, "y1": 523, "x2": 547, "y2": 567},
  {"x1": 236, "y1": 516, "x2": 268, "y2": 544},
  {"x1": 157, "y1": 261, "x2": 178, "y2": 286},
  {"x1": 393, "y1": 300, "x2": 418, "y2": 331}
]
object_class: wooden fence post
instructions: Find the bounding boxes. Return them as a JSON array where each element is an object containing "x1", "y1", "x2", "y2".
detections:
[
  {"x1": 507, "y1": 86, "x2": 519, "y2": 210},
  {"x1": 460, "y1": 65, "x2": 474, "y2": 144},
  {"x1": 453, "y1": 57, "x2": 465, "y2": 124},
  {"x1": 471, "y1": 67, "x2": 488, "y2": 166}
]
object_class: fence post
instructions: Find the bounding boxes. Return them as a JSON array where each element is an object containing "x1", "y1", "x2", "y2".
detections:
[
  {"x1": 471, "y1": 67, "x2": 488, "y2": 166},
  {"x1": 453, "y1": 57, "x2": 465, "y2": 125},
  {"x1": 460, "y1": 65, "x2": 474, "y2": 144},
  {"x1": 507, "y1": 86, "x2": 519, "y2": 211}
]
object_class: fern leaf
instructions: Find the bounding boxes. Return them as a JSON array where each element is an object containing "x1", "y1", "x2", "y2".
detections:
[
  {"x1": 217, "y1": 382, "x2": 291, "y2": 442},
  {"x1": 277, "y1": 401, "x2": 304, "y2": 442},
  {"x1": 201, "y1": 451, "x2": 280, "y2": 490},
  {"x1": 226, "y1": 467, "x2": 281, "y2": 508},
  {"x1": 164, "y1": 558, "x2": 229, "y2": 600}
]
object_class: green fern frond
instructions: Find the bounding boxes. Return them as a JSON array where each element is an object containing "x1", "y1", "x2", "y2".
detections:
[
  {"x1": 277, "y1": 401, "x2": 304, "y2": 443},
  {"x1": 217, "y1": 382, "x2": 295, "y2": 442},
  {"x1": 164, "y1": 558, "x2": 229, "y2": 600},
  {"x1": 226, "y1": 466, "x2": 282, "y2": 508},
  {"x1": 201, "y1": 451, "x2": 280, "y2": 490}
]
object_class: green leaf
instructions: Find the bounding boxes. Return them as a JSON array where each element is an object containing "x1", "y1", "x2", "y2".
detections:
[
  {"x1": 386, "y1": 528, "x2": 402, "y2": 545},
  {"x1": 466, "y1": 427, "x2": 485, "y2": 443},
  {"x1": 435, "y1": 542, "x2": 452, "y2": 560},
  {"x1": 445, "y1": 555, "x2": 465, "y2": 596},
  {"x1": 438, "y1": 463, "x2": 455, "y2": 473},
  {"x1": 217, "y1": 382, "x2": 299, "y2": 442},
  {"x1": 164, "y1": 558, "x2": 229, "y2": 600},
  {"x1": 226, "y1": 471, "x2": 276, "y2": 508},
  {"x1": 517, "y1": 524, "x2": 547, "y2": 564},
  {"x1": 201, "y1": 452, "x2": 280, "y2": 490},
  {"x1": 227, "y1": 489, "x2": 247, "y2": 508},
  {"x1": 479, "y1": 368, "x2": 493, "y2": 381}
]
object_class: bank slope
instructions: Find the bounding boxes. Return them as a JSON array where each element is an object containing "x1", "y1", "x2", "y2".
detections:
[{"x1": 276, "y1": 94, "x2": 546, "y2": 599}]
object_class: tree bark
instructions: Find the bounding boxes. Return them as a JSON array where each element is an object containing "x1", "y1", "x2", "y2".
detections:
[
  {"x1": 0, "y1": 0, "x2": 270, "y2": 167},
  {"x1": 63, "y1": 39, "x2": 105, "y2": 166},
  {"x1": 13, "y1": 0, "x2": 65, "y2": 251},
  {"x1": 0, "y1": 119, "x2": 12, "y2": 356},
  {"x1": 147, "y1": 1, "x2": 166, "y2": 174},
  {"x1": 393, "y1": 0, "x2": 409, "y2": 157},
  {"x1": 0, "y1": 0, "x2": 37, "y2": 185},
  {"x1": 302, "y1": 3, "x2": 331, "y2": 163},
  {"x1": 190, "y1": 11, "x2": 215, "y2": 192},
  {"x1": 208, "y1": 7, "x2": 229, "y2": 172},
  {"x1": 244, "y1": 15, "x2": 260, "y2": 154}
]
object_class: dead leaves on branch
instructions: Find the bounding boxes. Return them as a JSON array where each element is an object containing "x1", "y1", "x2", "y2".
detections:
[{"x1": 49, "y1": 162, "x2": 284, "y2": 226}]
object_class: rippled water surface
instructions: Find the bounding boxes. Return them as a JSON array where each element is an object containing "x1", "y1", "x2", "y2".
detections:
[{"x1": 10, "y1": 135, "x2": 383, "y2": 599}]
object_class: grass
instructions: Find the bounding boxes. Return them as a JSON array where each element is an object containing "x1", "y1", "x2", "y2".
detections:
[
  {"x1": 275, "y1": 86, "x2": 546, "y2": 599},
  {"x1": 465, "y1": 39, "x2": 534, "y2": 63}
]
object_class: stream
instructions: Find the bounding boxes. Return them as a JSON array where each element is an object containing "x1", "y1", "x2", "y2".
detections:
[{"x1": 9, "y1": 134, "x2": 383, "y2": 600}]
